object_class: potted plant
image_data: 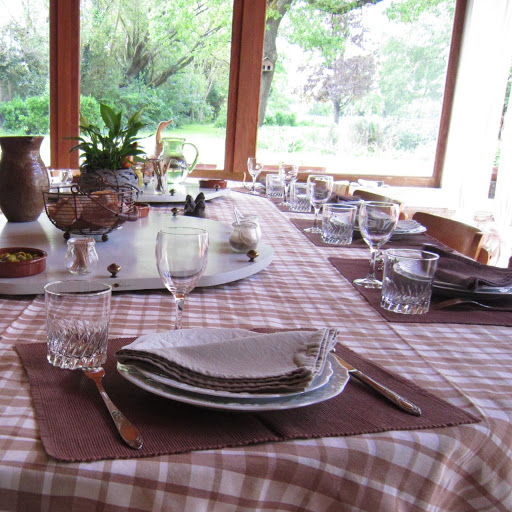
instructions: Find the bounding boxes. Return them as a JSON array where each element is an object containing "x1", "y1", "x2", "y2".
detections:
[{"x1": 71, "y1": 103, "x2": 146, "y2": 192}]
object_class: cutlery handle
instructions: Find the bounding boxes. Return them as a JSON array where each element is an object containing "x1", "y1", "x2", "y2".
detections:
[
  {"x1": 351, "y1": 369, "x2": 422, "y2": 416},
  {"x1": 94, "y1": 381, "x2": 144, "y2": 450}
]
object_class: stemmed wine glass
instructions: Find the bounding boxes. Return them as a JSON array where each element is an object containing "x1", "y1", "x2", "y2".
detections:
[
  {"x1": 304, "y1": 175, "x2": 334, "y2": 233},
  {"x1": 278, "y1": 163, "x2": 298, "y2": 206},
  {"x1": 353, "y1": 201, "x2": 399, "y2": 289},
  {"x1": 247, "y1": 157, "x2": 263, "y2": 194},
  {"x1": 156, "y1": 227, "x2": 209, "y2": 330}
]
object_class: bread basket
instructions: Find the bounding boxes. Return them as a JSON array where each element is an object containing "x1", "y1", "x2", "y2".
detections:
[{"x1": 43, "y1": 184, "x2": 139, "y2": 241}]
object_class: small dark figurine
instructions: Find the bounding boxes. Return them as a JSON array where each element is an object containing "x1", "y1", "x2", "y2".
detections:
[{"x1": 183, "y1": 192, "x2": 206, "y2": 218}]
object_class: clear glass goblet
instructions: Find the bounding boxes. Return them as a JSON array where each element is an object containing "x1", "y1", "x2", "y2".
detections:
[
  {"x1": 247, "y1": 157, "x2": 263, "y2": 194},
  {"x1": 278, "y1": 163, "x2": 298, "y2": 206},
  {"x1": 353, "y1": 201, "x2": 399, "y2": 289},
  {"x1": 156, "y1": 227, "x2": 209, "y2": 330},
  {"x1": 305, "y1": 175, "x2": 334, "y2": 233}
]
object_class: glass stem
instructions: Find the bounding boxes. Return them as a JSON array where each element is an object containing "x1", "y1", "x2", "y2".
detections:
[
  {"x1": 367, "y1": 247, "x2": 378, "y2": 280},
  {"x1": 174, "y1": 294, "x2": 185, "y2": 330},
  {"x1": 313, "y1": 206, "x2": 320, "y2": 228},
  {"x1": 251, "y1": 176, "x2": 256, "y2": 192}
]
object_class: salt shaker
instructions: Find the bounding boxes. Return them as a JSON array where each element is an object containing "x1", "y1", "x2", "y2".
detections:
[
  {"x1": 65, "y1": 237, "x2": 99, "y2": 275},
  {"x1": 229, "y1": 219, "x2": 261, "y2": 253}
]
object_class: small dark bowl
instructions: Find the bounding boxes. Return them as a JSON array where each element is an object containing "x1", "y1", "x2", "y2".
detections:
[
  {"x1": 135, "y1": 203, "x2": 150, "y2": 218},
  {"x1": 0, "y1": 247, "x2": 47, "y2": 278}
]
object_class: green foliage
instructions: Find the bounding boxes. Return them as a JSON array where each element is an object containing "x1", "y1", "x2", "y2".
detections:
[
  {"x1": 214, "y1": 102, "x2": 228, "y2": 128},
  {"x1": 386, "y1": 0, "x2": 455, "y2": 23},
  {"x1": 350, "y1": 117, "x2": 384, "y2": 151},
  {"x1": 263, "y1": 112, "x2": 297, "y2": 126},
  {"x1": 71, "y1": 104, "x2": 146, "y2": 172},
  {"x1": 287, "y1": 137, "x2": 304, "y2": 152},
  {"x1": 79, "y1": 96, "x2": 103, "y2": 127},
  {"x1": 0, "y1": 95, "x2": 49, "y2": 134}
]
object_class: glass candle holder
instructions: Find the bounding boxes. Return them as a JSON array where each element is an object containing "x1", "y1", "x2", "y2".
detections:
[{"x1": 65, "y1": 237, "x2": 99, "y2": 275}]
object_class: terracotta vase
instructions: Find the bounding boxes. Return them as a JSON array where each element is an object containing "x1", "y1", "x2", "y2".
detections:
[{"x1": 0, "y1": 136, "x2": 49, "y2": 222}]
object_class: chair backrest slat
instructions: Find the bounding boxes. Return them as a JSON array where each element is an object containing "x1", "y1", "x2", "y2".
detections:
[{"x1": 412, "y1": 211, "x2": 484, "y2": 261}]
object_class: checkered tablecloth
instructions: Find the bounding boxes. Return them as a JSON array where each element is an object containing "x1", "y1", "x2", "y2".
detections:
[{"x1": 1, "y1": 190, "x2": 511, "y2": 511}]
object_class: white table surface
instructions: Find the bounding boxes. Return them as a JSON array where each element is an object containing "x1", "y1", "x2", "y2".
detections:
[{"x1": 0, "y1": 210, "x2": 273, "y2": 295}]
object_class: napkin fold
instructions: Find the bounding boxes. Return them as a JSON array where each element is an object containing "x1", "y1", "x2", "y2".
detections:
[
  {"x1": 115, "y1": 328, "x2": 338, "y2": 393},
  {"x1": 425, "y1": 245, "x2": 512, "y2": 291}
]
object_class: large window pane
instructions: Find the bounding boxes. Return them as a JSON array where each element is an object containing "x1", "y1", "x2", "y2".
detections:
[
  {"x1": 80, "y1": 0, "x2": 233, "y2": 170},
  {"x1": 0, "y1": 0, "x2": 50, "y2": 164},
  {"x1": 257, "y1": 0, "x2": 456, "y2": 178}
]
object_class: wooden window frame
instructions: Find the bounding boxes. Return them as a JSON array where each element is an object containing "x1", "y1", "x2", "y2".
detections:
[
  {"x1": 49, "y1": 0, "x2": 464, "y2": 187},
  {"x1": 50, "y1": 0, "x2": 80, "y2": 169}
]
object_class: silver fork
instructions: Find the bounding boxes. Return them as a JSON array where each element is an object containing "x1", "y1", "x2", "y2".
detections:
[
  {"x1": 432, "y1": 298, "x2": 512, "y2": 312},
  {"x1": 83, "y1": 367, "x2": 144, "y2": 450}
]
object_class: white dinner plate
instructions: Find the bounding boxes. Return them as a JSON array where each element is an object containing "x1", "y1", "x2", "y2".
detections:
[
  {"x1": 394, "y1": 220, "x2": 425, "y2": 233},
  {"x1": 433, "y1": 280, "x2": 512, "y2": 299},
  {"x1": 392, "y1": 220, "x2": 427, "y2": 238},
  {"x1": 117, "y1": 354, "x2": 349, "y2": 411},
  {"x1": 354, "y1": 220, "x2": 426, "y2": 237},
  {"x1": 133, "y1": 360, "x2": 334, "y2": 399}
]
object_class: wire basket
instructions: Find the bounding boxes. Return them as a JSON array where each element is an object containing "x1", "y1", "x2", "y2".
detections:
[{"x1": 43, "y1": 183, "x2": 139, "y2": 241}]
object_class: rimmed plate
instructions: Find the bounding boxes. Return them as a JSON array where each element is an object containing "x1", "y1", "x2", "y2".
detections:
[
  {"x1": 132, "y1": 360, "x2": 334, "y2": 399},
  {"x1": 354, "y1": 220, "x2": 426, "y2": 237},
  {"x1": 392, "y1": 220, "x2": 427, "y2": 237},
  {"x1": 433, "y1": 281, "x2": 512, "y2": 299},
  {"x1": 117, "y1": 354, "x2": 349, "y2": 411}
]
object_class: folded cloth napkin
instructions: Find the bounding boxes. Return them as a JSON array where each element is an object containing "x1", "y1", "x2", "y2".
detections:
[
  {"x1": 116, "y1": 328, "x2": 338, "y2": 394},
  {"x1": 425, "y1": 245, "x2": 512, "y2": 291}
]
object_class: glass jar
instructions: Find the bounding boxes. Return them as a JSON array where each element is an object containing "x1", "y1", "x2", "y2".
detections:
[
  {"x1": 229, "y1": 219, "x2": 261, "y2": 253},
  {"x1": 65, "y1": 237, "x2": 99, "y2": 275}
]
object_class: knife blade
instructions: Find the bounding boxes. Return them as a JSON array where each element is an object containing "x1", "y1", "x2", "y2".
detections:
[{"x1": 333, "y1": 353, "x2": 422, "y2": 416}]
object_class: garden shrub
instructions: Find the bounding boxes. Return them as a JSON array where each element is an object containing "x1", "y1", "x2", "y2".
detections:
[{"x1": 0, "y1": 95, "x2": 49, "y2": 134}]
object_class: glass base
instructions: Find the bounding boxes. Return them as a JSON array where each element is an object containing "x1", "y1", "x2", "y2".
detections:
[
  {"x1": 304, "y1": 226, "x2": 322, "y2": 234},
  {"x1": 279, "y1": 201, "x2": 291, "y2": 207},
  {"x1": 47, "y1": 350, "x2": 107, "y2": 370},
  {"x1": 381, "y1": 297, "x2": 429, "y2": 315},
  {"x1": 353, "y1": 277, "x2": 382, "y2": 289}
]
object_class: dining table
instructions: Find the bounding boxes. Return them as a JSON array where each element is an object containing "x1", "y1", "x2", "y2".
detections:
[{"x1": 0, "y1": 186, "x2": 511, "y2": 512}]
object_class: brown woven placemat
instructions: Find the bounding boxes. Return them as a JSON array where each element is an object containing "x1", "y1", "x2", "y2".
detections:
[
  {"x1": 291, "y1": 218, "x2": 434, "y2": 248},
  {"x1": 328, "y1": 257, "x2": 512, "y2": 326},
  {"x1": 16, "y1": 337, "x2": 479, "y2": 462}
]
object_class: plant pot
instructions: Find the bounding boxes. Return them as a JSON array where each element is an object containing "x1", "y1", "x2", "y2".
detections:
[{"x1": 78, "y1": 168, "x2": 141, "y2": 196}]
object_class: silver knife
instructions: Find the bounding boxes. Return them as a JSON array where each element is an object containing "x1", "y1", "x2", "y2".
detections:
[{"x1": 333, "y1": 353, "x2": 422, "y2": 416}]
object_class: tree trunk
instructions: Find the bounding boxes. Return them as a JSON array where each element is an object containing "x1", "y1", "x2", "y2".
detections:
[
  {"x1": 333, "y1": 99, "x2": 341, "y2": 124},
  {"x1": 259, "y1": 0, "x2": 293, "y2": 127}
]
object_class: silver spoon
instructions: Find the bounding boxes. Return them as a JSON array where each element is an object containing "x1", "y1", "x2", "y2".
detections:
[
  {"x1": 432, "y1": 298, "x2": 512, "y2": 312},
  {"x1": 83, "y1": 367, "x2": 144, "y2": 450}
]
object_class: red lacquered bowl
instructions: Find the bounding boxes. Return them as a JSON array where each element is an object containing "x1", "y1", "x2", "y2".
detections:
[{"x1": 0, "y1": 247, "x2": 47, "y2": 278}]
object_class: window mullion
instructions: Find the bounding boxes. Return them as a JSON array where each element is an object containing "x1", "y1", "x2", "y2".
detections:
[
  {"x1": 225, "y1": 0, "x2": 266, "y2": 174},
  {"x1": 50, "y1": 0, "x2": 80, "y2": 169}
]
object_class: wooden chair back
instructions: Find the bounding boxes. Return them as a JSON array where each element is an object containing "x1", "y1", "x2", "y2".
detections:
[
  {"x1": 352, "y1": 189, "x2": 406, "y2": 220},
  {"x1": 412, "y1": 211, "x2": 485, "y2": 260}
]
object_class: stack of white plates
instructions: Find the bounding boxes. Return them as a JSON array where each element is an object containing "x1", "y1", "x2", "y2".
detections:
[
  {"x1": 354, "y1": 219, "x2": 426, "y2": 238},
  {"x1": 392, "y1": 220, "x2": 427, "y2": 238},
  {"x1": 117, "y1": 354, "x2": 349, "y2": 411}
]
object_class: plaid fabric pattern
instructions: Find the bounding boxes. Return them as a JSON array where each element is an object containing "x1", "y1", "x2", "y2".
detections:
[{"x1": 1, "y1": 190, "x2": 511, "y2": 511}]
